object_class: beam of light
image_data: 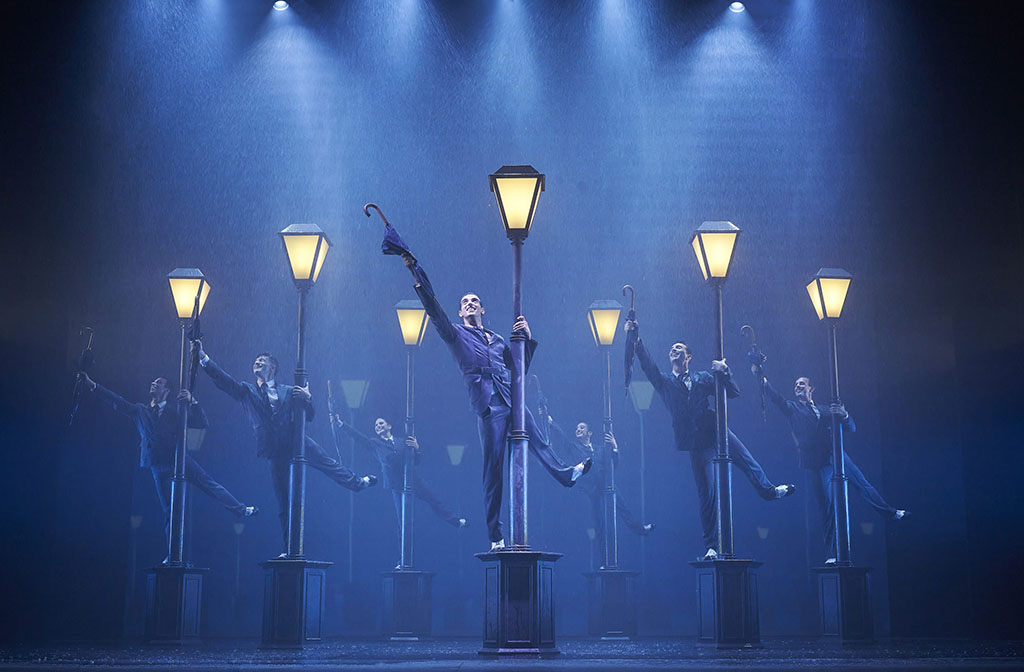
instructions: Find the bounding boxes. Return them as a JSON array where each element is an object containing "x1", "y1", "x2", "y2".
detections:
[
  {"x1": 730, "y1": 2, "x2": 745, "y2": 13},
  {"x1": 273, "y1": 1, "x2": 289, "y2": 11}
]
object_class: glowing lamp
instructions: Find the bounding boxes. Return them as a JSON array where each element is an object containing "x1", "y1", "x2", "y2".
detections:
[
  {"x1": 279, "y1": 223, "x2": 331, "y2": 284},
  {"x1": 690, "y1": 221, "x2": 740, "y2": 281},
  {"x1": 339, "y1": 379, "x2": 370, "y2": 410},
  {"x1": 806, "y1": 267, "x2": 853, "y2": 320},
  {"x1": 629, "y1": 380, "x2": 655, "y2": 413},
  {"x1": 488, "y1": 165, "x2": 545, "y2": 240},
  {"x1": 395, "y1": 300, "x2": 430, "y2": 347},
  {"x1": 447, "y1": 444, "x2": 466, "y2": 467},
  {"x1": 167, "y1": 268, "x2": 211, "y2": 319},
  {"x1": 587, "y1": 300, "x2": 622, "y2": 347}
]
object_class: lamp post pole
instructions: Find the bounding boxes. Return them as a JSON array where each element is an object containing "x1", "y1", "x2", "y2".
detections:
[
  {"x1": 287, "y1": 285, "x2": 309, "y2": 558},
  {"x1": 509, "y1": 237, "x2": 529, "y2": 549},
  {"x1": 629, "y1": 380, "x2": 653, "y2": 577},
  {"x1": 600, "y1": 347, "x2": 618, "y2": 569},
  {"x1": 401, "y1": 346, "x2": 416, "y2": 568},
  {"x1": 168, "y1": 320, "x2": 190, "y2": 566},
  {"x1": 710, "y1": 278, "x2": 734, "y2": 559},
  {"x1": 806, "y1": 267, "x2": 871, "y2": 643}
]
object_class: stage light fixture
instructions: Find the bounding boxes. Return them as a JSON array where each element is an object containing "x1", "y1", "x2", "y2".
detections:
[
  {"x1": 273, "y1": 1, "x2": 289, "y2": 11},
  {"x1": 730, "y1": 2, "x2": 745, "y2": 12}
]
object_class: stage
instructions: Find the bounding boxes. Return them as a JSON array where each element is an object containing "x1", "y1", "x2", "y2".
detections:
[{"x1": 2, "y1": 638, "x2": 1023, "y2": 671}]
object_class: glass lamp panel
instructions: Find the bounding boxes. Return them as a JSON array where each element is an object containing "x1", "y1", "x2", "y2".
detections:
[
  {"x1": 691, "y1": 236, "x2": 708, "y2": 280},
  {"x1": 819, "y1": 277, "x2": 851, "y2": 318},
  {"x1": 588, "y1": 308, "x2": 621, "y2": 346},
  {"x1": 311, "y1": 237, "x2": 330, "y2": 283},
  {"x1": 447, "y1": 444, "x2": 466, "y2": 466},
  {"x1": 340, "y1": 379, "x2": 370, "y2": 410},
  {"x1": 396, "y1": 308, "x2": 429, "y2": 346},
  {"x1": 630, "y1": 380, "x2": 655, "y2": 412},
  {"x1": 168, "y1": 277, "x2": 210, "y2": 318},
  {"x1": 494, "y1": 176, "x2": 540, "y2": 230},
  {"x1": 699, "y1": 232, "x2": 738, "y2": 278},
  {"x1": 283, "y1": 234, "x2": 321, "y2": 281},
  {"x1": 806, "y1": 280, "x2": 825, "y2": 320}
]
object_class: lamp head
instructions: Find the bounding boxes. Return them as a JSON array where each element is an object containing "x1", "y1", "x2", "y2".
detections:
[
  {"x1": 395, "y1": 300, "x2": 430, "y2": 346},
  {"x1": 806, "y1": 267, "x2": 852, "y2": 320},
  {"x1": 167, "y1": 268, "x2": 211, "y2": 319},
  {"x1": 447, "y1": 444, "x2": 466, "y2": 466},
  {"x1": 339, "y1": 379, "x2": 371, "y2": 410},
  {"x1": 279, "y1": 223, "x2": 331, "y2": 286},
  {"x1": 489, "y1": 165, "x2": 545, "y2": 241},
  {"x1": 587, "y1": 300, "x2": 622, "y2": 347},
  {"x1": 690, "y1": 221, "x2": 740, "y2": 281}
]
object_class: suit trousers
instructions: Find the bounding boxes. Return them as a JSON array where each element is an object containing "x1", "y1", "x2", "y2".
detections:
[
  {"x1": 151, "y1": 455, "x2": 246, "y2": 540},
  {"x1": 689, "y1": 430, "x2": 777, "y2": 550},
  {"x1": 269, "y1": 436, "x2": 362, "y2": 546},
  {"x1": 479, "y1": 402, "x2": 574, "y2": 543},
  {"x1": 814, "y1": 451, "x2": 896, "y2": 556}
]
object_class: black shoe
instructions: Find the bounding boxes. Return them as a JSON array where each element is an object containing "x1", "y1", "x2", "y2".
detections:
[
  {"x1": 454, "y1": 518, "x2": 469, "y2": 529},
  {"x1": 774, "y1": 484, "x2": 796, "y2": 499},
  {"x1": 892, "y1": 509, "x2": 908, "y2": 520},
  {"x1": 244, "y1": 505, "x2": 259, "y2": 517},
  {"x1": 360, "y1": 475, "x2": 378, "y2": 489}
]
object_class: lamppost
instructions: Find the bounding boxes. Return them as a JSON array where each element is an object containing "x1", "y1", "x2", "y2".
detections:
[
  {"x1": 478, "y1": 165, "x2": 561, "y2": 654},
  {"x1": 381, "y1": 300, "x2": 435, "y2": 640},
  {"x1": 337, "y1": 379, "x2": 369, "y2": 585},
  {"x1": 629, "y1": 380, "x2": 654, "y2": 576},
  {"x1": 144, "y1": 269, "x2": 211, "y2": 644},
  {"x1": 261, "y1": 223, "x2": 332, "y2": 649},
  {"x1": 584, "y1": 299, "x2": 639, "y2": 639},
  {"x1": 688, "y1": 221, "x2": 762, "y2": 648},
  {"x1": 807, "y1": 268, "x2": 872, "y2": 642}
]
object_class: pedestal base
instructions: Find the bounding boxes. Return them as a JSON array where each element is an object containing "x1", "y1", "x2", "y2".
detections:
[
  {"x1": 813, "y1": 565, "x2": 874, "y2": 644},
  {"x1": 583, "y1": 569, "x2": 639, "y2": 639},
  {"x1": 381, "y1": 569, "x2": 435, "y2": 640},
  {"x1": 144, "y1": 565, "x2": 208, "y2": 645},
  {"x1": 476, "y1": 550, "x2": 562, "y2": 655},
  {"x1": 690, "y1": 559, "x2": 762, "y2": 648},
  {"x1": 259, "y1": 558, "x2": 332, "y2": 649}
]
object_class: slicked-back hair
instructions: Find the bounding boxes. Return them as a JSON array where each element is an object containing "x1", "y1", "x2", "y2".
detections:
[{"x1": 257, "y1": 352, "x2": 279, "y2": 373}]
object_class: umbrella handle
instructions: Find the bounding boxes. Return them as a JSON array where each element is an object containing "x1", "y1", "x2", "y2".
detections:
[
  {"x1": 363, "y1": 203, "x2": 392, "y2": 227},
  {"x1": 622, "y1": 284, "x2": 635, "y2": 311}
]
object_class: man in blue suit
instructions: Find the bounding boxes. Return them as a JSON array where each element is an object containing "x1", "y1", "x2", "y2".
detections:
[
  {"x1": 194, "y1": 341, "x2": 377, "y2": 551},
  {"x1": 763, "y1": 375, "x2": 905, "y2": 564},
  {"x1": 626, "y1": 319, "x2": 795, "y2": 560},
  {"x1": 336, "y1": 416, "x2": 467, "y2": 564},
  {"x1": 398, "y1": 255, "x2": 590, "y2": 552},
  {"x1": 79, "y1": 371, "x2": 257, "y2": 562}
]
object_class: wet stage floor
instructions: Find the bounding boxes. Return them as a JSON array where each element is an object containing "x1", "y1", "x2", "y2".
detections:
[{"x1": 2, "y1": 638, "x2": 1023, "y2": 671}]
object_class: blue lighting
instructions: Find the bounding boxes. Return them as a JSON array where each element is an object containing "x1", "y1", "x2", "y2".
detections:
[
  {"x1": 729, "y1": 2, "x2": 745, "y2": 12},
  {"x1": 273, "y1": 1, "x2": 289, "y2": 10}
]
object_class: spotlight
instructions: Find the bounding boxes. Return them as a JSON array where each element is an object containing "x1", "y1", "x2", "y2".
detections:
[
  {"x1": 729, "y1": 1, "x2": 745, "y2": 12},
  {"x1": 273, "y1": 1, "x2": 289, "y2": 10}
]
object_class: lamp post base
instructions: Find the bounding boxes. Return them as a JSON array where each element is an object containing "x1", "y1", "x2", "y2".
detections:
[
  {"x1": 144, "y1": 565, "x2": 208, "y2": 645},
  {"x1": 381, "y1": 569, "x2": 435, "y2": 640},
  {"x1": 259, "y1": 558, "x2": 332, "y2": 649},
  {"x1": 476, "y1": 550, "x2": 561, "y2": 655},
  {"x1": 813, "y1": 565, "x2": 874, "y2": 644},
  {"x1": 583, "y1": 569, "x2": 639, "y2": 639},
  {"x1": 690, "y1": 559, "x2": 762, "y2": 648}
]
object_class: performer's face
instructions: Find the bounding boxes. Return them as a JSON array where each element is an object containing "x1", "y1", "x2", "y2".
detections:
[
  {"x1": 669, "y1": 342, "x2": 691, "y2": 367},
  {"x1": 458, "y1": 294, "x2": 485, "y2": 322},
  {"x1": 374, "y1": 418, "x2": 392, "y2": 438},
  {"x1": 794, "y1": 377, "x2": 813, "y2": 401},
  {"x1": 253, "y1": 355, "x2": 276, "y2": 382},
  {"x1": 150, "y1": 377, "x2": 169, "y2": 402},
  {"x1": 575, "y1": 422, "x2": 592, "y2": 443}
]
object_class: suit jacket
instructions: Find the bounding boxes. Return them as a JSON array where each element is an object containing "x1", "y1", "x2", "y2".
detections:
[
  {"x1": 338, "y1": 424, "x2": 419, "y2": 490},
  {"x1": 411, "y1": 262, "x2": 538, "y2": 416},
  {"x1": 549, "y1": 422, "x2": 617, "y2": 495},
  {"x1": 93, "y1": 383, "x2": 209, "y2": 468},
  {"x1": 764, "y1": 380, "x2": 855, "y2": 470},
  {"x1": 635, "y1": 338, "x2": 739, "y2": 452},
  {"x1": 201, "y1": 357, "x2": 314, "y2": 460}
]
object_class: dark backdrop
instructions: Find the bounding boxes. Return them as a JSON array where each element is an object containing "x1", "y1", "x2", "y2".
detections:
[{"x1": 1, "y1": 0, "x2": 1020, "y2": 641}]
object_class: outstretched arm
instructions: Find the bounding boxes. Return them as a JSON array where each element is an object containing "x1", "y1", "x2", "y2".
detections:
[
  {"x1": 84, "y1": 373, "x2": 142, "y2": 420},
  {"x1": 194, "y1": 340, "x2": 248, "y2": 401},
  {"x1": 336, "y1": 419, "x2": 378, "y2": 452},
  {"x1": 405, "y1": 257, "x2": 458, "y2": 344},
  {"x1": 634, "y1": 338, "x2": 666, "y2": 394}
]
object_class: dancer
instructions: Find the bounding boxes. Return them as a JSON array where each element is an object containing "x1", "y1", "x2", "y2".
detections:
[
  {"x1": 550, "y1": 421, "x2": 653, "y2": 563},
  {"x1": 763, "y1": 375, "x2": 906, "y2": 564},
  {"x1": 391, "y1": 253, "x2": 590, "y2": 551},
  {"x1": 626, "y1": 319, "x2": 795, "y2": 559},
  {"x1": 193, "y1": 341, "x2": 377, "y2": 553},
  {"x1": 79, "y1": 371, "x2": 257, "y2": 562},
  {"x1": 336, "y1": 416, "x2": 468, "y2": 564}
]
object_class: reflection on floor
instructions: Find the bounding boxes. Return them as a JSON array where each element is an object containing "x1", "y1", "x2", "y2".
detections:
[{"x1": 2, "y1": 638, "x2": 1023, "y2": 671}]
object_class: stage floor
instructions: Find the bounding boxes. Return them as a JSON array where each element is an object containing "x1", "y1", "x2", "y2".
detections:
[{"x1": 2, "y1": 638, "x2": 1023, "y2": 671}]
